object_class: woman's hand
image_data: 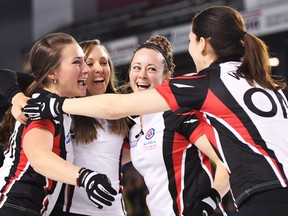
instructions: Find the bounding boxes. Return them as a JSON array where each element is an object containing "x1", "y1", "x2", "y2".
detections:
[
  {"x1": 11, "y1": 92, "x2": 29, "y2": 124},
  {"x1": 23, "y1": 93, "x2": 67, "y2": 121}
]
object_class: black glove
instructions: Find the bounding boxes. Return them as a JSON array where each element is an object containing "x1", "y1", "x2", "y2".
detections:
[
  {"x1": 189, "y1": 188, "x2": 222, "y2": 216},
  {"x1": 78, "y1": 168, "x2": 117, "y2": 209},
  {"x1": 23, "y1": 94, "x2": 66, "y2": 120}
]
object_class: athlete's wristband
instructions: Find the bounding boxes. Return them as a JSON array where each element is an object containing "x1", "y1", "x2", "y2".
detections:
[{"x1": 76, "y1": 167, "x2": 86, "y2": 187}]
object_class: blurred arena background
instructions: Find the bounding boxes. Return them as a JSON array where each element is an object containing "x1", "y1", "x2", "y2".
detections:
[
  {"x1": 1, "y1": 0, "x2": 288, "y2": 82},
  {"x1": 1, "y1": 0, "x2": 288, "y2": 215}
]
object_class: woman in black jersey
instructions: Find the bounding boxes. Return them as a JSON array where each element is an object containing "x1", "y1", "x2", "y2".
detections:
[
  {"x1": 2, "y1": 36, "x2": 230, "y2": 216},
  {"x1": 0, "y1": 33, "x2": 117, "y2": 216},
  {"x1": 24, "y1": 6, "x2": 288, "y2": 216},
  {"x1": 0, "y1": 71, "x2": 35, "y2": 167}
]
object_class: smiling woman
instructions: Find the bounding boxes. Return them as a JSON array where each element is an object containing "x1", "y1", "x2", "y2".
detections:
[
  {"x1": 0, "y1": 33, "x2": 117, "y2": 216},
  {"x1": 120, "y1": 35, "x2": 229, "y2": 216},
  {"x1": 48, "y1": 38, "x2": 131, "y2": 216},
  {"x1": 22, "y1": 6, "x2": 288, "y2": 216},
  {"x1": 80, "y1": 39, "x2": 113, "y2": 96}
]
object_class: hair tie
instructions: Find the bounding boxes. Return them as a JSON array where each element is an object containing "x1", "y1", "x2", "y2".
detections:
[
  {"x1": 242, "y1": 31, "x2": 247, "y2": 38},
  {"x1": 135, "y1": 42, "x2": 171, "y2": 70}
]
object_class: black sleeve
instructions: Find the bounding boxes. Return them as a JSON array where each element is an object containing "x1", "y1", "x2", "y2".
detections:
[
  {"x1": 0, "y1": 69, "x2": 34, "y2": 103},
  {"x1": 163, "y1": 108, "x2": 200, "y2": 141},
  {"x1": 16, "y1": 71, "x2": 35, "y2": 93},
  {"x1": 0, "y1": 95, "x2": 10, "y2": 120}
]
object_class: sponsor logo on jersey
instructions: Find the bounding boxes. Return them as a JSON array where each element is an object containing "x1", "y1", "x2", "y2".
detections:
[
  {"x1": 143, "y1": 128, "x2": 157, "y2": 150},
  {"x1": 145, "y1": 128, "x2": 155, "y2": 140},
  {"x1": 130, "y1": 140, "x2": 137, "y2": 148}
]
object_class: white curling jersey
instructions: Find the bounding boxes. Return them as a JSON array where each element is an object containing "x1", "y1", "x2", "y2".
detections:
[
  {"x1": 60, "y1": 119, "x2": 126, "y2": 216},
  {"x1": 129, "y1": 109, "x2": 214, "y2": 216}
]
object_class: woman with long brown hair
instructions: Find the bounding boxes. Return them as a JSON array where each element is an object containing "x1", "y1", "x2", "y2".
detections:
[
  {"x1": 24, "y1": 6, "x2": 288, "y2": 216},
  {"x1": 0, "y1": 33, "x2": 117, "y2": 216}
]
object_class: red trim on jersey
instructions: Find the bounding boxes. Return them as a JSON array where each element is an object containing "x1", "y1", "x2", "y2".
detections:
[
  {"x1": 41, "y1": 197, "x2": 49, "y2": 214},
  {"x1": 175, "y1": 74, "x2": 205, "y2": 79},
  {"x1": 189, "y1": 124, "x2": 204, "y2": 144},
  {"x1": 1, "y1": 149, "x2": 29, "y2": 198},
  {"x1": 156, "y1": 75, "x2": 206, "y2": 111},
  {"x1": 195, "y1": 110, "x2": 219, "y2": 152},
  {"x1": 180, "y1": 111, "x2": 195, "y2": 116},
  {"x1": 2, "y1": 120, "x2": 56, "y2": 200},
  {"x1": 65, "y1": 184, "x2": 72, "y2": 212},
  {"x1": 24, "y1": 119, "x2": 62, "y2": 159},
  {"x1": 156, "y1": 80, "x2": 178, "y2": 111},
  {"x1": 200, "y1": 151, "x2": 213, "y2": 178},
  {"x1": 203, "y1": 90, "x2": 285, "y2": 179},
  {"x1": 22, "y1": 119, "x2": 64, "y2": 202},
  {"x1": 204, "y1": 90, "x2": 265, "y2": 152},
  {"x1": 189, "y1": 131, "x2": 213, "y2": 182},
  {"x1": 171, "y1": 132, "x2": 189, "y2": 215},
  {"x1": 52, "y1": 133, "x2": 61, "y2": 156},
  {"x1": 176, "y1": 110, "x2": 204, "y2": 143},
  {"x1": 123, "y1": 139, "x2": 130, "y2": 149},
  {"x1": 23, "y1": 119, "x2": 55, "y2": 135}
]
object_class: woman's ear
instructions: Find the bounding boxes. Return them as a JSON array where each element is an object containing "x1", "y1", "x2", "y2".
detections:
[
  {"x1": 47, "y1": 70, "x2": 57, "y2": 80},
  {"x1": 199, "y1": 37, "x2": 207, "y2": 54},
  {"x1": 163, "y1": 71, "x2": 172, "y2": 82},
  {"x1": 200, "y1": 37, "x2": 213, "y2": 56}
]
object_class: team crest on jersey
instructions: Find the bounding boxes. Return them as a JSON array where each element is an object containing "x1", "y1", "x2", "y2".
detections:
[
  {"x1": 145, "y1": 128, "x2": 155, "y2": 140},
  {"x1": 143, "y1": 128, "x2": 157, "y2": 151}
]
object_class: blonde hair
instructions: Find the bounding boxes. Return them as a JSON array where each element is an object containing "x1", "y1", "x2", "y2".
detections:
[{"x1": 72, "y1": 39, "x2": 131, "y2": 144}]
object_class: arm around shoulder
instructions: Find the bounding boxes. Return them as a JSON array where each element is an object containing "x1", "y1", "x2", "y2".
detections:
[{"x1": 63, "y1": 89, "x2": 170, "y2": 119}]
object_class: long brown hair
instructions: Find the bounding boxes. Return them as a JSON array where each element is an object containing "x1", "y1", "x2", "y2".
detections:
[
  {"x1": 192, "y1": 6, "x2": 286, "y2": 90},
  {"x1": 72, "y1": 39, "x2": 131, "y2": 144},
  {"x1": 0, "y1": 32, "x2": 77, "y2": 150}
]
